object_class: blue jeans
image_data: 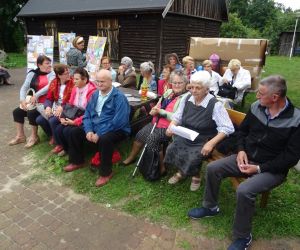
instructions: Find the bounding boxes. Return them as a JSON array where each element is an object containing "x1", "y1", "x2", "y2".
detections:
[{"x1": 36, "y1": 115, "x2": 60, "y2": 139}]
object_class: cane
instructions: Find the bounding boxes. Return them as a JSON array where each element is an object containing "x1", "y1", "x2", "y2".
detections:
[{"x1": 131, "y1": 119, "x2": 158, "y2": 178}]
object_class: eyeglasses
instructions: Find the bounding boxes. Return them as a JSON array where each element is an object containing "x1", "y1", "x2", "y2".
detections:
[
  {"x1": 172, "y1": 81, "x2": 184, "y2": 85},
  {"x1": 186, "y1": 85, "x2": 205, "y2": 91}
]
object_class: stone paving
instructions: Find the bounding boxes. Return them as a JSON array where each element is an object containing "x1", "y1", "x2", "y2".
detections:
[{"x1": 0, "y1": 68, "x2": 299, "y2": 250}]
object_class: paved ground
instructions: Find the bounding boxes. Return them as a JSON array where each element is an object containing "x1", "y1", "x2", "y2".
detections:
[{"x1": 0, "y1": 68, "x2": 299, "y2": 250}]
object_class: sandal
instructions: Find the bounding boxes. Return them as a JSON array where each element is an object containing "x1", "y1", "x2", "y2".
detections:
[
  {"x1": 168, "y1": 172, "x2": 183, "y2": 184},
  {"x1": 190, "y1": 176, "x2": 201, "y2": 191},
  {"x1": 8, "y1": 136, "x2": 26, "y2": 146},
  {"x1": 24, "y1": 136, "x2": 40, "y2": 149}
]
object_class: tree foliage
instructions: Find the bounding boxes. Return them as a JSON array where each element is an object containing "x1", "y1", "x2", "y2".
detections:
[
  {"x1": 0, "y1": 0, "x2": 28, "y2": 52},
  {"x1": 222, "y1": 0, "x2": 300, "y2": 53}
]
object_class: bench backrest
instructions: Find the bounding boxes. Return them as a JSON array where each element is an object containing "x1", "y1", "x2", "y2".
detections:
[{"x1": 226, "y1": 108, "x2": 246, "y2": 126}]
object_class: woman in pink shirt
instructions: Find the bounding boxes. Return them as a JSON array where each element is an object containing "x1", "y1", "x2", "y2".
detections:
[{"x1": 122, "y1": 69, "x2": 188, "y2": 175}]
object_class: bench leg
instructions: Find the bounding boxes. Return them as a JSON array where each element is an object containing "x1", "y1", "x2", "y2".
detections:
[{"x1": 260, "y1": 191, "x2": 270, "y2": 208}]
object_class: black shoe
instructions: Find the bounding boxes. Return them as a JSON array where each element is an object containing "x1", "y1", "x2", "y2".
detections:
[{"x1": 227, "y1": 234, "x2": 252, "y2": 250}]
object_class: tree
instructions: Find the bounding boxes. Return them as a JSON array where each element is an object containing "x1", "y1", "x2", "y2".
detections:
[{"x1": 0, "y1": 0, "x2": 28, "y2": 52}]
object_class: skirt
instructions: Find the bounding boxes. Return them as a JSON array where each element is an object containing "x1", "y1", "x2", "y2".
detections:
[{"x1": 164, "y1": 135, "x2": 205, "y2": 176}]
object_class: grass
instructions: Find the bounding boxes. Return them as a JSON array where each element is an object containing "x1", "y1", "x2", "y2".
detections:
[
  {"x1": 25, "y1": 55, "x2": 300, "y2": 240},
  {"x1": 1, "y1": 53, "x2": 27, "y2": 68}
]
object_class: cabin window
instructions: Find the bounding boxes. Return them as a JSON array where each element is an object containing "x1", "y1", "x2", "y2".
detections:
[
  {"x1": 45, "y1": 20, "x2": 57, "y2": 45},
  {"x1": 97, "y1": 19, "x2": 119, "y2": 61}
]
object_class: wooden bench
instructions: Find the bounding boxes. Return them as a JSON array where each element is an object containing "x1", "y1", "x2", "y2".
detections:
[{"x1": 208, "y1": 108, "x2": 270, "y2": 208}]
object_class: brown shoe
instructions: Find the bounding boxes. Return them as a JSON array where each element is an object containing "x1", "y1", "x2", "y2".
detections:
[
  {"x1": 8, "y1": 137, "x2": 26, "y2": 146},
  {"x1": 24, "y1": 137, "x2": 40, "y2": 148}
]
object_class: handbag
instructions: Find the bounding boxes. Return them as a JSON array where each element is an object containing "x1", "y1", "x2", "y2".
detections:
[
  {"x1": 20, "y1": 88, "x2": 37, "y2": 110},
  {"x1": 217, "y1": 81, "x2": 237, "y2": 100},
  {"x1": 61, "y1": 103, "x2": 85, "y2": 120},
  {"x1": 138, "y1": 147, "x2": 161, "y2": 181}
]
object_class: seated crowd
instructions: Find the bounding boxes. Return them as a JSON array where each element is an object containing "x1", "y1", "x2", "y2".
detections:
[{"x1": 8, "y1": 48, "x2": 300, "y2": 250}]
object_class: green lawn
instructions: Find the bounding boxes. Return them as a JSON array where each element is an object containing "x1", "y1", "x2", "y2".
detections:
[
  {"x1": 25, "y1": 55, "x2": 300, "y2": 240},
  {"x1": 2, "y1": 53, "x2": 27, "y2": 68}
]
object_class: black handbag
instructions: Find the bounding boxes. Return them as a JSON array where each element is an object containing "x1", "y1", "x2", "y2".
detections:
[
  {"x1": 61, "y1": 104, "x2": 85, "y2": 120},
  {"x1": 218, "y1": 81, "x2": 237, "y2": 100},
  {"x1": 138, "y1": 147, "x2": 161, "y2": 181}
]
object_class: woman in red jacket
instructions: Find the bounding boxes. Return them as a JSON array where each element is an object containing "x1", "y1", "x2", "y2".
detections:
[{"x1": 36, "y1": 64, "x2": 74, "y2": 146}]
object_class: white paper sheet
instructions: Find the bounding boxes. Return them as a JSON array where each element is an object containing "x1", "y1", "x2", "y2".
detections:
[
  {"x1": 112, "y1": 82, "x2": 121, "y2": 87},
  {"x1": 170, "y1": 125, "x2": 199, "y2": 141}
]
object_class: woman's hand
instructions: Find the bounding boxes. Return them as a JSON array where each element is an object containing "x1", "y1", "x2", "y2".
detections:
[
  {"x1": 65, "y1": 118, "x2": 75, "y2": 126},
  {"x1": 166, "y1": 125, "x2": 174, "y2": 137},
  {"x1": 149, "y1": 107, "x2": 160, "y2": 116},
  {"x1": 30, "y1": 95, "x2": 37, "y2": 104},
  {"x1": 201, "y1": 141, "x2": 214, "y2": 156},
  {"x1": 45, "y1": 107, "x2": 52, "y2": 117},
  {"x1": 20, "y1": 100, "x2": 28, "y2": 110},
  {"x1": 118, "y1": 65, "x2": 125, "y2": 74},
  {"x1": 53, "y1": 106, "x2": 63, "y2": 117}
]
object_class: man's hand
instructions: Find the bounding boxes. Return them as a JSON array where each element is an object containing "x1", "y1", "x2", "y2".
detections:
[
  {"x1": 239, "y1": 164, "x2": 259, "y2": 175},
  {"x1": 91, "y1": 133, "x2": 99, "y2": 144},
  {"x1": 86, "y1": 132, "x2": 94, "y2": 142},
  {"x1": 201, "y1": 141, "x2": 214, "y2": 156},
  {"x1": 236, "y1": 151, "x2": 248, "y2": 169}
]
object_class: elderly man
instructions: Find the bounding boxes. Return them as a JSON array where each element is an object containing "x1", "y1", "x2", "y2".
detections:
[
  {"x1": 117, "y1": 56, "x2": 137, "y2": 89},
  {"x1": 65, "y1": 69, "x2": 131, "y2": 187},
  {"x1": 188, "y1": 75, "x2": 300, "y2": 250}
]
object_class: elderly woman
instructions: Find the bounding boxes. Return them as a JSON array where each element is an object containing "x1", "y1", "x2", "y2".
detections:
[
  {"x1": 101, "y1": 56, "x2": 116, "y2": 82},
  {"x1": 182, "y1": 56, "x2": 197, "y2": 80},
  {"x1": 66, "y1": 36, "x2": 88, "y2": 75},
  {"x1": 122, "y1": 69, "x2": 189, "y2": 175},
  {"x1": 53, "y1": 67, "x2": 96, "y2": 156},
  {"x1": 36, "y1": 64, "x2": 74, "y2": 146},
  {"x1": 202, "y1": 59, "x2": 222, "y2": 95},
  {"x1": 165, "y1": 71, "x2": 234, "y2": 191},
  {"x1": 9, "y1": 55, "x2": 55, "y2": 148},
  {"x1": 221, "y1": 59, "x2": 251, "y2": 103},
  {"x1": 117, "y1": 56, "x2": 137, "y2": 89},
  {"x1": 138, "y1": 61, "x2": 157, "y2": 92},
  {"x1": 157, "y1": 64, "x2": 173, "y2": 96}
]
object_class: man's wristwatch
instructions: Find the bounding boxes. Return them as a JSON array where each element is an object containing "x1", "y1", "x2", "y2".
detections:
[{"x1": 256, "y1": 165, "x2": 261, "y2": 174}]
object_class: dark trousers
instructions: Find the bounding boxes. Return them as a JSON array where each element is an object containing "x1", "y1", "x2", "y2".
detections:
[
  {"x1": 68, "y1": 128, "x2": 126, "y2": 176},
  {"x1": 203, "y1": 154, "x2": 286, "y2": 239},
  {"x1": 36, "y1": 115, "x2": 60, "y2": 138},
  {"x1": 12, "y1": 107, "x2": 39, "y2": 126},
  {"x1": 54, "y1": 124, "x2": 75, "y2": 151}
]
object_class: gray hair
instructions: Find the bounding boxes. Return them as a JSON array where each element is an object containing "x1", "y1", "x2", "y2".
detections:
[
  {"x1": 140, "y1": 61, "x2": 155, "y2": 74},
  {"x1": 228, "y1": 59, "x2": 241, "y2": 70},
  {"x1": 121, "y1": 56, "x2": 133, "y2": 67},
  {"x1": 170, "y1": 69, "x2": 189, "y2": 85},
  {"x1": 190, "y1": 71, "x2": 211, "y2": 89},
  {"x1": 260, "y1": 75, "x2": 287, "y2": 97}
]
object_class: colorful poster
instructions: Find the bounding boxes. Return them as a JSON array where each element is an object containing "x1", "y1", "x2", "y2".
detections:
[
  {"x1": 86, "y1": 36, "x2": 107, "y2": 80},
  {"x1": 27, "y1": 35, "x2": 54, "y2": 71},
  {"x1": 58, "y1": 33, "x2": 76, "y2": 64}
]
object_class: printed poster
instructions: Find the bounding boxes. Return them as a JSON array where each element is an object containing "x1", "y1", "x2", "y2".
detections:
[
  {"x1": 58, "y1": 33, "x2": 76, "y2": 64},
  {"x1": 86, "y1": 36, "x2": 107, "y2": 80},
  {"x1": 27, "y1": 35, "x2": 54, "y2": 71}
]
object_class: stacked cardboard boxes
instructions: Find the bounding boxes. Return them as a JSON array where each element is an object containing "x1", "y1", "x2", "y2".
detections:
[{"x1": 189, "y1": 37, "x2": 268, "y2": 90}]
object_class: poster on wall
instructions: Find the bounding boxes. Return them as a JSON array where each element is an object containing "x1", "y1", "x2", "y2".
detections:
[
  {"x1": 27, "y1": 35, "x2": 54, "y2": 71},
  {"x1": 86, "y1": 36, "x2": 107, "y2": 80},
  {"x1": 58, "y1": 33, "x2": 76, "y2": 64}
]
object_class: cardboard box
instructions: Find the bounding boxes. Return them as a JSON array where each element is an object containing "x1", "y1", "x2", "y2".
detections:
[
  {"x1": 189, "y1": 37, "x2": 268, "y2": 90},
  {"x1": 189, "y1": 37, "x2": 268, "y2": 67}
]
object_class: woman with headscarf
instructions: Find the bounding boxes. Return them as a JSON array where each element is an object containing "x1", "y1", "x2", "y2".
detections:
[
  {"x1": 165, "y1": 71, "x2": 234, "y2": 191},
  {"x1": 138, "y1": 61, "x2": 157, "y2": 93},
  {"x1": 117, "y1": 56, "x2": 137, "y2": 89},
  {"x1": 9, "y1": 55, "x2": 55, "y2": 148},
  {"x1": 66, "y1": 36, "x2": 88, "y2": 75}
]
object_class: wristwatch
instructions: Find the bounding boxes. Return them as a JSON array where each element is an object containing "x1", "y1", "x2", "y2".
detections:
[{"x1": 256, "y1": 165, "x2": 261, "y2": 174}]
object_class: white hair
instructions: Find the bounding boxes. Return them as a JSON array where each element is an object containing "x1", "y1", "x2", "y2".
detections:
[
  {"x1": 121, "y1": 56, "x2": 133, "y2": 67},
  {"x1": 190, "y1": 71, "x2": 211, "y2": 89},
  {"x1": 140, "y1": 61, "x2": 155, "y2": 74}
]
